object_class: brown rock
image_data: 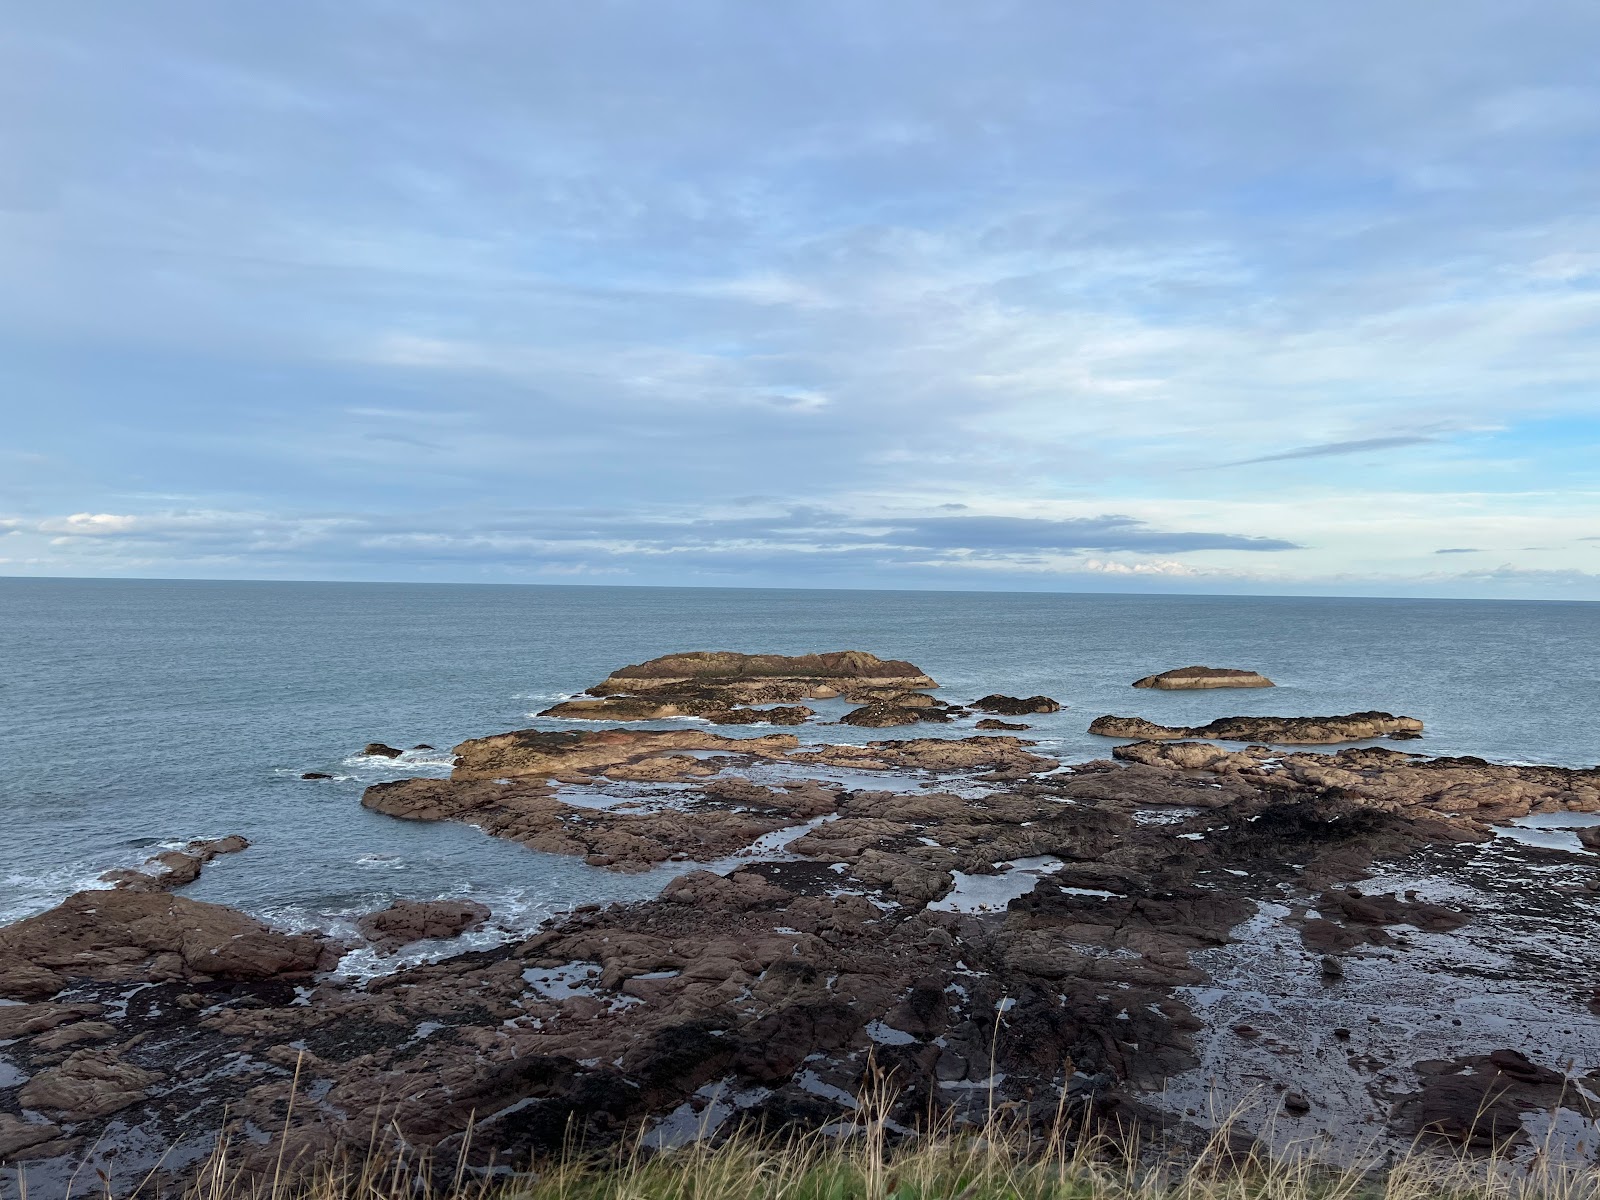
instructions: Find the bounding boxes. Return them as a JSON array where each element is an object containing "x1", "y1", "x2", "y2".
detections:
[
  {"x1": 363, "y1": 743, "x2": 404, "y2": 758},
  {"x1": 975, "y1": 719, "x2": 1029, "y2": 730},
  {"x1": 1132, "y1": 666, "x2": 1275, "y2": 690},
  {"x1": 1089, "y1": 712, "x2": 1423, "y2": 744},
  {"x1": 0, "y1": 890, "x2": 323, "y2": 1000},
  {"x1": 357, "y1": 899, "x2": 492, "y2": 951}
]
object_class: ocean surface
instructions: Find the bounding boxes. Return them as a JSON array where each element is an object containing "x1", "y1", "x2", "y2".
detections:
[{"x1": 2, "y1": 578, "x2": 1596, "y2": 955}]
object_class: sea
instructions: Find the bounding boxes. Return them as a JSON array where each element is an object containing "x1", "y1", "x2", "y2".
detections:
[{"x1": 2, "y1": 578, "x2": 1596, "y2": 959}]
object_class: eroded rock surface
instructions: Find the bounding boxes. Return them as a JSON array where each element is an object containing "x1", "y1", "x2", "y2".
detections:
[
  {"x1": 1132, "y1": 667, "x2": 1275, "y2": 690},
  {"x1": 1089, "y1": 711, "x2": 1423, "y2": 744}
]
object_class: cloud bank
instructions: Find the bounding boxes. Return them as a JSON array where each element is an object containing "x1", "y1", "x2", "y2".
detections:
[{"x1": 1, "y1": 1, "x2": 1597, "y2": 597}]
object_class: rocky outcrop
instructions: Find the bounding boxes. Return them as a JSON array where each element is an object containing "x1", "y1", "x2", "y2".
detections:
[
  {"x1": 1089, "y1": 712, "x2": 1423, "y2": 744},
  {"x1": 99, "y1": 834, "x2": 250, "y2": 892},
  {"x1": 976, "y1": 718, "x2": 1029, "y2": 730},
  {"x1": 972, "y1": 694, "x2": 1061, "y2": 715},
  {"x1": 541, "y1": 650, "x2": 938, "y2": 726},
  {"x1": 1132, "y1": 667, "x2": 1275, "y2": 690},
  {"x1": 362, "y1": 743, "x2": 404, "y2": 758},
  {"x1": 0, "y1": 890, "x2": 323, "y2": 1001},
  {"x1": 357, "y1": 899, "x2": 492, "y2": 951},
  {"x1": 588, "y1": 650, "x2": 936, "y2": 696}
]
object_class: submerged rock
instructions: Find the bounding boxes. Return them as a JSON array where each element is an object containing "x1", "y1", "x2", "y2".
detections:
[
  {"x1": 1089, "y1": 712, "x2": 1423, "y2": 744},
  {"x1": 1132, "y1": 666, "x2": 1275, "y2": 690}
]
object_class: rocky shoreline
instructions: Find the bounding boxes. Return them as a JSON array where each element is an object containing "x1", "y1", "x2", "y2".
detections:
[{"x1": 3, "y1": 651, "x2": 1598, "y2": 1192}]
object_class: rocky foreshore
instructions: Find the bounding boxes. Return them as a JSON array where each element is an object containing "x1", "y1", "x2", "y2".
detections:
[{"x1": 3, "y1": 652, "x2": 1599, "y2": 1192}]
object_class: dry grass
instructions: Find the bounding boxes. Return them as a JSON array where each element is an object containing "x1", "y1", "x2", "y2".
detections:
[{"x1": 34, "y1": 1084, "x2": 1597, "y2": 1200}]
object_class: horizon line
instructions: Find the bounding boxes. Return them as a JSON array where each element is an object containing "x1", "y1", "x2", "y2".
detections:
[{"x1": 1, "y1": 572, "x2": 1593, "y2": 606}]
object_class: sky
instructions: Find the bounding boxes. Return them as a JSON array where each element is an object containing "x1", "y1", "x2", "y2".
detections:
[{"x1": 2, "y1": 1, "x2": 1598, "y2": 598}]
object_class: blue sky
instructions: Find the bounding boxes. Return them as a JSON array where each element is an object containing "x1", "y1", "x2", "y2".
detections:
[{"x1": 2, "y1": 1, "x2": 1597, "y2": 597}]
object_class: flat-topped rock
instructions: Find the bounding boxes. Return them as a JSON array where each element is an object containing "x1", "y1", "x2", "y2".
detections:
[
  {"x1": 1132, "y1": 666, "x2": 1275, "y2": 689},
  {"x1": 1089, "y1": 711, "x2": 1422, "y2": 744}
]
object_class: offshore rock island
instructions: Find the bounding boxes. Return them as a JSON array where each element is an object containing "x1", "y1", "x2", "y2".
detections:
[{"x1": 2, "y1": 651, "x2": 1599, "y2": 1192}]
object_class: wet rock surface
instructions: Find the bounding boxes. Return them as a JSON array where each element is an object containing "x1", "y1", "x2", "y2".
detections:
[
  {"x1": 1132, "y1": 666, "x2": 1275, "y2": 689},
  {"x1": 5, "y1": 700, "x2": 1599, "y2": 1190},
  {"x1": 1090, "y1": 711, "x2": 1424, "y2": 744}
]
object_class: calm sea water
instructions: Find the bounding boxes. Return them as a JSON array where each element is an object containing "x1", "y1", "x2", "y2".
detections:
[{"x1": 2, "y1": 579, "x2": 1596, "y2": 944}]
